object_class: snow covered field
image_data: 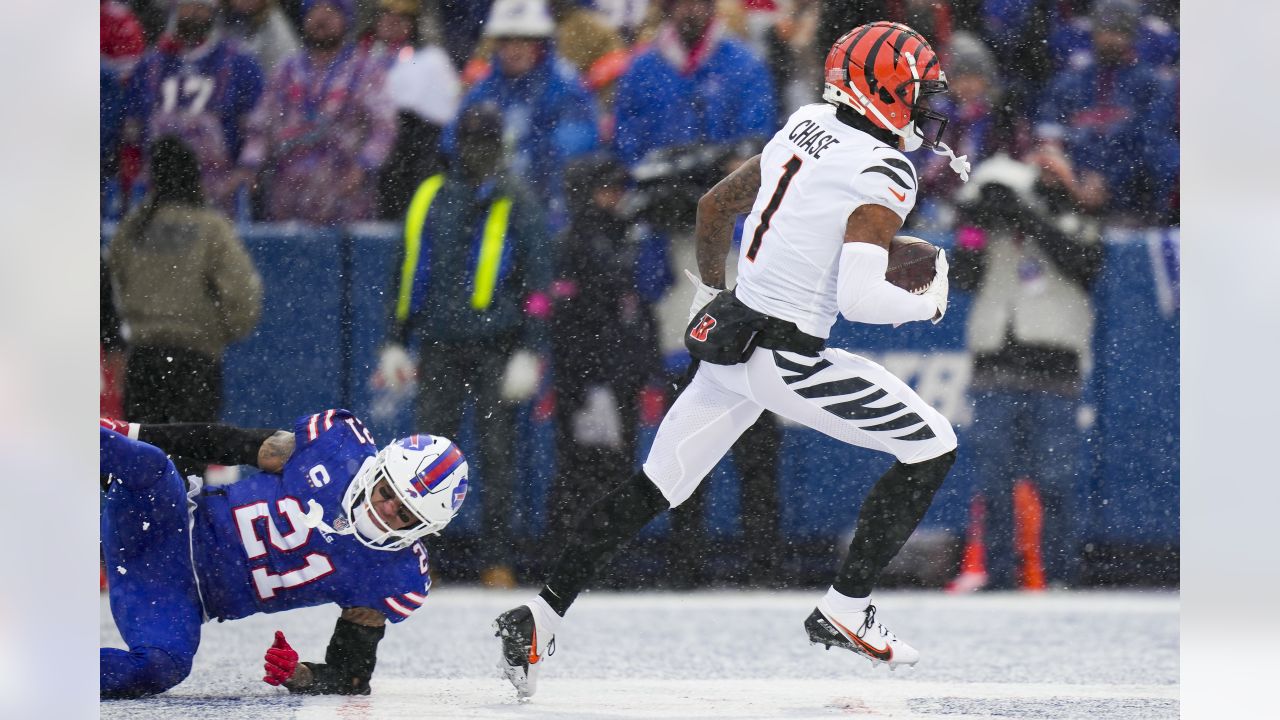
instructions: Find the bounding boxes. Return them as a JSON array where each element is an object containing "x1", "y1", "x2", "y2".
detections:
[{"x1": 101, "y1": 588, "x2": 1178, "y2": 719}]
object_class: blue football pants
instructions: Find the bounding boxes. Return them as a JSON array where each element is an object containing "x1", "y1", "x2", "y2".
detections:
[{"x1": 100, "y1": 428, "x2": 203, "y2": 698}]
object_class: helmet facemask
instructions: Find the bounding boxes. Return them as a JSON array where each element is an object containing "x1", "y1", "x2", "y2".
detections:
[
  {"x1": 898, "y1": 52, "x2": 970, "y2": 180},
  {"x1": 899, "y1": 76, "x2": 950, "y2": 152},
  {"x1": 346, "y1": 464, "x2": 428, "y2": 551},
  {"x1": 342, "y1": 436, "x2": 469, "y2": 552}
]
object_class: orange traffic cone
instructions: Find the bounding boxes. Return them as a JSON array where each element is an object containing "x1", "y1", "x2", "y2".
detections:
[
  {"x1": 1013, "y1": 478, "x2": 1046, "y2": 591},
  {"x1": 946, "y1": 494, "x2": 988, "y2": 592}
]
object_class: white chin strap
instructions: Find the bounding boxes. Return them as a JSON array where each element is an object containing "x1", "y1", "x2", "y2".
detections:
[
  {"x1": 900, "y1": 124, "x2": 924, "y2": 152},
  {"x1": 894, "y1": 123, "x2": 969, "y2": 181},
  {"x1": 930, "y1": 141, "x2": 971, "y2": 182}
]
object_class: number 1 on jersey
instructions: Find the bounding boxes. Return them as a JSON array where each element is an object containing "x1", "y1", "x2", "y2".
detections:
[{"x1": 747, "y1": 155, "x2": 803, "y2": 262}]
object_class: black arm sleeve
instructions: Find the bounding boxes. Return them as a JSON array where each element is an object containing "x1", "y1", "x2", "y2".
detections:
[
  {"x1": 960, "y1": 184, "x2": 1103, "y2": 289},
  {"x1": 1015, "y1": 211, "x2": 1104, "y2": 288},
  {"x1": 294, "y1": 618, "x2": 386, "y2": 695},
  {"x1": 135, "y1": 423, "x2": 280, "y2": 467},
  {"x1": 950, "y1": 245, "x2": 986, "y2": 293}
]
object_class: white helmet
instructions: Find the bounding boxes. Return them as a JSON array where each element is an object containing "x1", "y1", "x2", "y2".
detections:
[
  {"x1": 342, "y1": 434, "x2": 469, "y2": 551},
  {"x1": 483, "y1": 0, "x2": 555, "y2": 38}
]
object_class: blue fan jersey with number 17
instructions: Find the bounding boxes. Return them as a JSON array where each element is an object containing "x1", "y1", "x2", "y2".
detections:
[{"x1": 191, "y1": 410, "x2": 432, "y2": 624}]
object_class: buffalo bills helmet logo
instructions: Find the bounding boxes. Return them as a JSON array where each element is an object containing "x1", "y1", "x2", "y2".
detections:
[
  {"x1": 451, "y1": 475, "x2": 469, "y2": 511},
  {"x1": 407, "y1": 443, "x2": 466, "y2": 496}
]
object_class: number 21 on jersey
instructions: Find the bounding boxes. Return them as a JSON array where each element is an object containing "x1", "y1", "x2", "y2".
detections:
[{"x1": 233, "y1": 497, "x2": 335, "y2": 600}]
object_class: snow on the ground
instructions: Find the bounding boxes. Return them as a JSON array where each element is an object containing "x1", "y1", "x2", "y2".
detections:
[{"x1": 101, "y1": 588, "x2": 1178, "y2": 719}]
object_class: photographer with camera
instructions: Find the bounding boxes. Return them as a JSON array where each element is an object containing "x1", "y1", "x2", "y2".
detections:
[{"x1": 949, "y1": 151, "x2": 1104, "y2": 592}]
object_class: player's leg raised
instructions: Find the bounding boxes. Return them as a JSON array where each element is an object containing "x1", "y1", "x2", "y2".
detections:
[
  {"x1": 747, "y1": 348, "x2": 956, "y2": 462},
  {"x1": 641, "y1": 366, "x2": 766, "y2": 507},
  {"x1": 494, "y1": 366, "x2": 764, "y2": 698},
  {"x1": 744, "y1": 347, "x2": 958, "y2": 667}
]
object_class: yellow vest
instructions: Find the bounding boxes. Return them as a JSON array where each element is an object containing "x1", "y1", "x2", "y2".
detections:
[{"x1": 395, "y1": 174, "x2": 514, "y2": 323}]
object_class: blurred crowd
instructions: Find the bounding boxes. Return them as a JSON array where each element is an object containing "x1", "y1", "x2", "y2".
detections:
[
  {"x1": 101, "y1": 0, "x2": 1180, "y2": 590},
  {"x1": 101, "y1": 0, "x2": 1179, "y2": 227}
]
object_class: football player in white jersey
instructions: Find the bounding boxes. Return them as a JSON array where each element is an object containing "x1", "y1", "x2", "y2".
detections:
[{"x1": 495, "y1": 21, "x2": 974, "y2": 698}]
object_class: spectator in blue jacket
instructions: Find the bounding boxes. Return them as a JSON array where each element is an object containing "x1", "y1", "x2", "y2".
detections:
[
  {"x1": 451, "y1": 0, "x2": 599, "y2": 227},
  {"x1": 612, "y1": 0, "x2": 777, "y2": 306},
  {"x1": 612, "y1": 0, "x2": 775, "y2": 167},
  {"x1": 102, "y1": 63, "x2": 126, "y2": 217},
  {"x1": 611, "y1": 0, "x2": 783, "y2": 587},
  {"x1": 124, "y1": 0, "x2": 265, "y2": 215},
  {"x1": 975, "y1": 0, "x2": 1060, "y2": 119},
  {"x1": 610, "y1": 0, "x2": 777, "y2": 326},
  {"x1": 1032, "y1": 0, "x2": 1177, "y2": 223},
  {"x1": 1047, "y1": 0, "x2": 1178, "y2": 75},
  {"x1": 977, "y1": 0, "x2": 1175, "y2": 126}
]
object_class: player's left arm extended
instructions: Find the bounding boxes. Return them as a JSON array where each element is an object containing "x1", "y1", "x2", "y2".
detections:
[
  {"x1": 284, "y1": 607, "x2": 387, "y2": 695},
  {"x1": 119, "y1": 421, "x2": 296, "y2": 473},
  {"x1": 694, "y1": 154, "x2": 761, "y2": 289}
]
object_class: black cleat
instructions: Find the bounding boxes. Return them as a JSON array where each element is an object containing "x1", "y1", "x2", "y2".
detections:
[{"x1": 494, "y1": 603, "x2": 556, "y2": 699}]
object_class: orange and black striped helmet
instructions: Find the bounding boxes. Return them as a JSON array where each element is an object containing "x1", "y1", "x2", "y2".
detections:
[{"x1": 823, "y1": 21, "x2": 950, "y2": 150}]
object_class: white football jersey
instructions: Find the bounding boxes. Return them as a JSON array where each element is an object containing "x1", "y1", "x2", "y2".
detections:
[{"x1": 735, "y1": 103, "x2": 918, "y2": 339}]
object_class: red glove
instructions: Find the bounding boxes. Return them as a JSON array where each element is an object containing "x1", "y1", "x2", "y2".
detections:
[
  {"x1": 263, "y1": 631, "x2": 299, "y2": 686},
  {"x1": 99, "y1": 417, "x2": 131, "y2": 435}
]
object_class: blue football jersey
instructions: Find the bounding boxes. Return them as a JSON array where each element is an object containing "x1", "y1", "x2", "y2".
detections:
[
  {"x1": 191, "y1": 410, "x2": 431, "y2": 623},
  {"x1": 125, "y1": 39, "x2": 264, "y2": 168}
]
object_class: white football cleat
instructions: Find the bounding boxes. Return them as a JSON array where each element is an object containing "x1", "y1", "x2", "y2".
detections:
[
  {"x1": 494, "y1": 596, "x2": 559, "y2": 699},
  {"x1": 804, "y1": 597, "x2": 920, "y2": 668}
]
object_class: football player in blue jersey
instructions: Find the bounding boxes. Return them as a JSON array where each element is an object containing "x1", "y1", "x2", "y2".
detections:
[{"x1": 98, "y1": 409, "x2": 469, "y2": 698}]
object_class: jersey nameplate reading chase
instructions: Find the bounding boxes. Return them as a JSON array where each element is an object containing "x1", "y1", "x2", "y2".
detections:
[{"x1": 789, "y1": 119, "x2": 841, "y2": 159}]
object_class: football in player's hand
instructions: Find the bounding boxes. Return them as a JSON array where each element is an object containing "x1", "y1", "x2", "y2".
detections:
[{"x1": 886, "y1": 236, "x2": 940, "y2": 294}]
